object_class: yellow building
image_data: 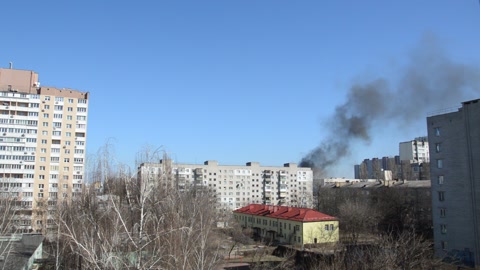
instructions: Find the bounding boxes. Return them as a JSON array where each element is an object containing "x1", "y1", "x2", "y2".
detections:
[
  {"x1": 233, "y1": 204, "x2": 339, "y2": 246},
  {"x1": 0, "y1": 67, "x2": 89, "y2": 234}
]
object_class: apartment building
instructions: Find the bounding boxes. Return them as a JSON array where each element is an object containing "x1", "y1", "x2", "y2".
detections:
[
  {"x1": 0, "y1": 67, "x2": 89, "y2": 234},
  {"x1": 233, "y1": 204, "x2": 338, "y2": 246},
  {"x1": 138, "y1": 160, "x2": 314, "y2": 211},
  {"x1": 399, "y1": 136, "x2": 430, "y2": 163},
  {"x1": 427, "y1": 99, "x2": 480, "y2": 267}
]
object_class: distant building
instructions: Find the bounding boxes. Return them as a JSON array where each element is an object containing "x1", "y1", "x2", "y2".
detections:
[
  {"x1": 427, "y1": 99, "x2": 480, "y2": 267},
  {"x1": 399, "y1": 136, "x2": 430, "y2": 164},
  {"x1": 233, "y1": 204, "x2": 338, "y2": 246},
  {"x1": 0, "y1": 67, "x2": 89, "y2": 234},
  {"x1": 354, "y1": 156, "x2": 399, "y2": 180},
  {"x1": 318, "y1": 180, "x2": 432, "y2": 236},
  {"x1": 138, "y1": 160, "x2": 314, "y2": 212}
]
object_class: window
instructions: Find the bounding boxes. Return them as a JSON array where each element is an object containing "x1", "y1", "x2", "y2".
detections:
[
  {"x1": 441, "y1": 224, "x2": 447, "y2": 234},
  {"x1": 41, "y1": 139, "x2": 47, "y2": 144},
  {"x1": 66, "y1": 132, "x2": 71, "y2": 137},
  {"x1": 330, "y1": 224, "x2": 334, "y2": 230},
  {"x1": 438, "y1": 191, "x2": 445, "y2": 201},
  {"x1": 435, "y1": 127, "x2": 440, "y2": 136},
  {"x1": 64, "y1": 158, "x2": 70, "y2": 163},
  {"x1": 42, "y1": 131, "x2": 48, "y2": 136},
  {"x1": 325, "y1": 224, "x2": 329, "y2": 231},
  {"x1": 440, "y1": 208, "x2": 446, "y2": 217},
  {"x1": 435, "y1": 143, "x2": 441, "y2": 153},
  {"x1": 41, "y1": 148, "x2": 46, "y2": 153},
  {"x1": 38, "y1": 184, "x2": 44, "y2": 188},
  {"x1": 438, "y1": 175, "x2": 444, "y2": 185},
  {"x1": 441, "y1": 241, "x2": 447, "y2": 250},
  {"x1": 42, "y1": 122, "x2": 48, "y2": 127},
  {"x1": 38, "y1": 193, "x2": 44, "y2": 198},
  {"x1": 67, "y1": 115, "x2": 72, "y2": 120},
  {"x1": 437, "y1": 159, "x2": 443, "y2": 169},
  {"x1": 68, "y1": 98, "x2": 74, "y2": 103},
  {"x1": 43, "y1": 113, "x2": 49, "y2": 118}
]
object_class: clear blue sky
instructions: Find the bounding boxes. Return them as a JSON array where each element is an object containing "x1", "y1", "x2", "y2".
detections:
[{"x1": 2, "y1": 1, "x2": 480, "y2": 177}]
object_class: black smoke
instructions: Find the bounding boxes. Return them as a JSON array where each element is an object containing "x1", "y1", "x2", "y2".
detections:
[{"x1": 300, "y1": 34, "x2": 480, "y2": 175}]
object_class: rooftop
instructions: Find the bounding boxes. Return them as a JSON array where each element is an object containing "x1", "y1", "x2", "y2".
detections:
[{"x1": 234, "y1": 204, "x2": 336, "y2": 222}]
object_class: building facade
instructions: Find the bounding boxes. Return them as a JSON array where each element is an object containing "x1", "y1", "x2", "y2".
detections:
[
  {"x1": 427, "y1": 99, "x2": 480, "y2": 267},
  {"x1": 399, "y1": 136, "x2": 430, "y2": 164},
  {"x1": 0, "y1": 67, "x2": 89, "y2": 234},
  {"x1": 233, "y1": 204, "x2": 339, "y2": 246},
  {"x1": 354, "y1": 156, "x2": 399, "y2": 180},
  {"x1": 138, "y1": 160, "x2": 314, "y2": 211}
]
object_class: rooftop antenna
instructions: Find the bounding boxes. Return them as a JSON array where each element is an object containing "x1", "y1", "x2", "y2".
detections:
[{"x1": 9, "y1": 62, "x2": 12, "y2": 69}]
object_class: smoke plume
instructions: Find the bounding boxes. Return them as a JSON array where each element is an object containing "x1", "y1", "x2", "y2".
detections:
[{"x1": 300, "y1": 34, "x2": 480, "y2": 175}]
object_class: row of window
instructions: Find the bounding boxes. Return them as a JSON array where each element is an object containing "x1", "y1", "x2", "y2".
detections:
[
  {"x1": 38, "y1": 157, "x2": 84, "y2": 163},
  {"x1": 0, "y1": 164, "x2": 34, "y2": 169},
  {"x1": 44, "y1": 96, "x2": 87, "y2": 104},
  {"x1": 0, "y1": 119, "x2": 37, "y2": 126},
  {"x1": 0, "y1": 155, "x2": 35, "y2": 161},
  {"x1": 0, "y1": 146, "x2": 35, "y2": 152},
  {"x1": 0, "y1": 127, "x2": 37, "y2": 134}
]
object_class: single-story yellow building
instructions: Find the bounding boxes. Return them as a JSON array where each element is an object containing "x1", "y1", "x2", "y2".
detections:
[{"x1": 233, "y1": 204, "x2": 339, "y2": 246}]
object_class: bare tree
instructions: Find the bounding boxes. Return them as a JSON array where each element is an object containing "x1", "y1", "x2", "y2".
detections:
[
  {"x1": 337, "y1": 199, "x2": 380, "y2": 244},
  {"x1": 359, "y1": 162, "x2": 369, "y2": 180},
  {"x1": 387, "y1": 158, "x2": 400, "y2": 180},
  {"x1": 0, "y1": 192, "x2": 19, "y2": 270},
  {"x1": 51, "y1": 146, "x2": 223, "y2": 270}
]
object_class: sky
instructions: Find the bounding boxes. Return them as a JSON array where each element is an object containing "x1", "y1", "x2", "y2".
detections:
[{"x1": 1, "y1": 1, "x2": 480, "y2": 177}]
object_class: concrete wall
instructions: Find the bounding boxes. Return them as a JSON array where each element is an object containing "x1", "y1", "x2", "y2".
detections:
[{"x1": 428, "y1": 101, "x2": 480, "y2": 267}]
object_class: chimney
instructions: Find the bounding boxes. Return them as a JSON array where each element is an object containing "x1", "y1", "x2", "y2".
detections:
[{"x1": 9, "y1": 62, "x2": 13, "y2": 69}]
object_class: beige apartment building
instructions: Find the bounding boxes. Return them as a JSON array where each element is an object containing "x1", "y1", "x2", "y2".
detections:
[
  {"x1": 138, "y1": 160, "x2": 314, "y2": 212},
  {"x1": 0, "y1": 67, "x2": 88, "y2": 234}
]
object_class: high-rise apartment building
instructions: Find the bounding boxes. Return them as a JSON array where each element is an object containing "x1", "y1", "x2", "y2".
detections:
[
  {"x1": 427, "y1": 99, "x2": 480, "y2": 267},
  {"x1": 0, "y1": 67, "x2": 89, "y2": 234},
  {"x1": 138, "y1": 160, "x2": 313, "y2": 211},
  {"x1": 399, "y1": 136, "x2": 430, "y2": 163}
]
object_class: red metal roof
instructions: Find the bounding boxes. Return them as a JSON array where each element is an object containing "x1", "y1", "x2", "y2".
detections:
[{"x1": 233, "y1": 204, "x2": 336, "y2": 222}]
